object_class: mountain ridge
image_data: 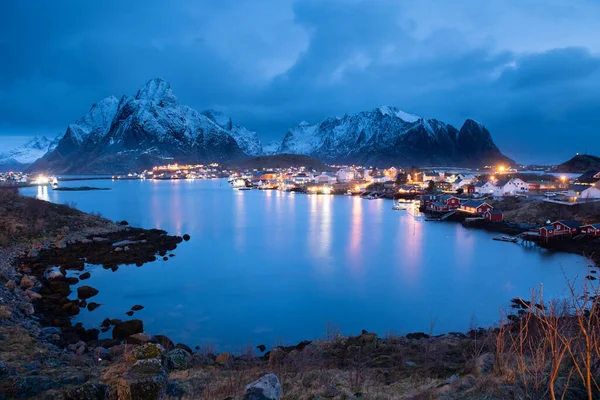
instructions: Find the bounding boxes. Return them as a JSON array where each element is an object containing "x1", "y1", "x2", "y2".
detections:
[{"x1": 21, "y1": 79, "x2": 513, "y2": 173}]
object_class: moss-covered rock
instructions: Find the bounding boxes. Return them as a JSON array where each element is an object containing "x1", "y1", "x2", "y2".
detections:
[
  {"x1": 166, "y1": 348, "x2": 191, "y2": 370},
  {"x1": 64, "y1": 382, "x2": 108, "y2": 400},
  {"x1": 132, "y1": 343, "x2": 164, "y2": 361}
]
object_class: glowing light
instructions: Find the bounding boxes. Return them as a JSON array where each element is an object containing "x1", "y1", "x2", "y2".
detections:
[
  {"x1": 560, "y1": 176, "x2": 567, "y2": 182},
  {"x1": 33, "y1": 175, "x2": 50, "y2": 185},
  {"x1": 498, "y1": 165, "x2": 505, "y2": 172}
]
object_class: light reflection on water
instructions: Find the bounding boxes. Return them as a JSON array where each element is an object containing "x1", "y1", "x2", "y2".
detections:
[{"x1": 19, "y1": 179, "x2": 588, "y2": 351}]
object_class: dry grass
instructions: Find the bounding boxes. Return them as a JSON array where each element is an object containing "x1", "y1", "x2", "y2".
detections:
[{"x1": 495, "y1": 197, "x2": 600, "y2": 225}]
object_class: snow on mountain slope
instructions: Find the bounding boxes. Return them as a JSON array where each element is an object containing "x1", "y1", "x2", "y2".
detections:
[
  {"x1": 29, "y1": 79, "x2": 249, "y2": 173},
  {"x1": 262, "y1": 140, "x2": 281, "y2": 155},
  {"x1": 201, "y1": 109, "x2": 263, "y2": 156},
  {"x1": 276, "y1": 106, "x2": 513, "y2": 167},
  {"x1": 0, "y1": 135, "x2": 64, "y2": 171}
]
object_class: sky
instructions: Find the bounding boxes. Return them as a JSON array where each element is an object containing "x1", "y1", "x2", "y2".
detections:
[{"x1": 1, "y1": 0, "x2": 599, "y2": 164}]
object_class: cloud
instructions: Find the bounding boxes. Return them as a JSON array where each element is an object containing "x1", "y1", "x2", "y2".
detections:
[{"x1": 0, "y1": 0, "x2": 599, "y2": 163}]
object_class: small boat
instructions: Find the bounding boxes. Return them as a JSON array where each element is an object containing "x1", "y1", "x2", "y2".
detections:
[
  {"x1": 392, "y1": 197, "x2": 409, "y2": 210},
  {"x1": 344, "y1": 190, "x2": 353, "y2": 196},
  {"x1": 238, "y1": 187, "x2": 253, "y2": 191},
  {"x1": 493, "y1": 236, "x2": 518, "y2": 243}
]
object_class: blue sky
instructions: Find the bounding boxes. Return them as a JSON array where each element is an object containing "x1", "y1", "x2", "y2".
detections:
[{"x1": 1, "y1": 0, "x2": 599, "y2": 163}]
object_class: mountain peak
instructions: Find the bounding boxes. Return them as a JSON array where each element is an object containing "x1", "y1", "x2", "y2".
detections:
[
  {"x1": 201, "y1": 109, "x2": 233, "y2": 130},
  {"x1": 377, "y1": 106, "x2": 420, "y2": 123},
  {"x1": 135, "y1": 78, "x2": 178, "y2": 106}
]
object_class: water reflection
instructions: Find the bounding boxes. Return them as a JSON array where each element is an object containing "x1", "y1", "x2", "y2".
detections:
[
  {"x1": 347, "y1": 197, "x2": 363, "y2": 277},
  {"x1": 36, "y1": 185, "x2": 49, "y2": 201}
]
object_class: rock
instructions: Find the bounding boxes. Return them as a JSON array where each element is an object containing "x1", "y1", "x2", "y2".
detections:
[
  {"x1": 191, "y1": 353, "x2": 215, "y2": 367},
  {"x1": 25, "y1": 289, "x2": 42, "y2": 300},
  {"x1": 131, "y1": 304, "x2": 144, "y2": 311},
  {"x1": 101, "y1": 318, "x2": 111, "y2": 327},
  {"x1": 87, "y1": 302, "x2": 101, "y2": 311},
  {"x1": 406, "y1": 332, "x2": 430, "y2": 340},
  {"x1": 41, "y1": 327, "x2": 61, "y2": 336},
  {"x1": 268, "y1": 347, "x2": 286, "y2": 367},
  {"x1": 216, "y1": 352, "x2": 234, "y2": 367},
  {"x1": 256, "y1": 344, "x2": 266, "y2": 352},
  {"x1": 132, "y1": 343, "x2": 164, "y2": 361},
  {"x1": 79, "y1": 272, "x2": 91, "y2": 280},
  {"x1": 95, "y1": 346, "x2": 110, "y2": 360},
  {"x1": 174, "y1": 343, "x2": 193, "y2": 354},
  {"x1": 182, "y1": 234, "x2": 190, "y2": 241},
  {"x1": 113, "y1": 320, "x2": 144, "y2": 340},
  {"x1": 167, "y1": 348, "x2": 192, "y2": 370},
  {"x1": 162, "y1": 257, "x2": 168, "y2": 261},
  {"x1": 19, "y1": 302, "x2": 34, "y2": 316},
  {"x1": 126, "y1": 311, "x2": 134, "y2": 316},
  {"x1": 125, "y1": 332, "x2": 153, "y2": 346},
  {"x1": 473, "y1": 353, "x2": 495, "y2": 375},
  {"x1": 20, "y1": 275, "x2": 35, "y2": 289},
  {"x1": 64, "y1": 382, "x2": 108, "y2": 400},
  {"x1": 92, "y1": 237, "x2": 109, "y2": 242},
  {"x1": 114, "y1": 247, "x2": 123, "y2": 252},
  {"x1": 5, "y1": 280, "x2": 16, "y2": 291},
  {"x1": 77, "y1": 285, "x2": 99, "y2": 299},
  {"x1": 244, "y1": 373, "x2": 281, "y2": 400},
  {"x1": 66, "y1": 277, "x2": 80, "y2": 285},
  {"x1": 119, "y1": 220, "x2": 129, "y2": 225},
  {"x1": 153, "y1": 335, "x2": 174, "y2": 351}
]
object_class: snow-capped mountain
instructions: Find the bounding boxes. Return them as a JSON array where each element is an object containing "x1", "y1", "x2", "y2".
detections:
[
  {"x1": 29, "y1": 79, "x2": 250, "y2": 174},
  {"x1": 201, "y1": 110, "x2": 263, "y2": 157},
  {"x1": 276, "y1": 106, "x2": 513, "y2": 167},
  {"x1": 0, "y1": 135, "x2": 60, "y2": 171},
  {"x1": 262, "y1": 140, "x2": 281, "y2": 155}
]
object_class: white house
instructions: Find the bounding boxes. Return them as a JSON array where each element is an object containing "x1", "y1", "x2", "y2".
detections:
[
  {"x1": 292, "y1": 172, "x2": 314, "y2": 184},
  {"x1": 581, "y1": 184, "x2": 600, "y2": 199},
  {"x1": 494, "y1": 178, "x2": 529, "y2": 196},
  {"x1": 474, "y1": 181, "x2": 497, "y2": 195},
  {"x1": 336, "y1": 168, "x2": 355, "y2": 183},
  {"x1": 372, "y1": 174, "x2": 392, "y2": 183},
  {"x1": 315, "y1": 172, "x2": 337, "y2": 184}
]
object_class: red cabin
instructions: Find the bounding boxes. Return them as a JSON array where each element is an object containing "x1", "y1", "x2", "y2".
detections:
[
  {"x1": 460, "y1": 200, "x2": 493, "y2": 215},
  {"x1": 551, "y1": 220, "x2": 581, "y2": 235},
  {"x1": 484, "y1": 210, "x2": 503, "y2": 221},
  {"x1": 539, "y1": 225, "x2": 555, "y2": 237},
  {"x1": 581, "y1": 223, "x2": 600, "y2": 236}
]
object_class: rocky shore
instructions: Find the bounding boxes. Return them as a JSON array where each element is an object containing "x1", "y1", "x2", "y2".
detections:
[{"x1": 2, "y1": 191, "x2": 599, "y2": 399}]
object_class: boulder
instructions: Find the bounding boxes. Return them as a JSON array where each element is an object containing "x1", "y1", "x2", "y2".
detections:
[
  {"x1": 174, "y1": 343, "x2": 193, "y2": 354},
  {"x1": 191, "y1": 353, "x2": 215, "y2": 367},
  {"x1": 113, "y1": 320, "x2": 143, "y2": 340},
  {"x1": 166, "y1": 348, "x2": 191, "y2": 370},
  {"x1": 77, "y1": 285, "x2": 99, "y2": 299},
  {"x1": 87, "y1": 302, "x2": 101, "y2": 311},
  {"x1": 244, "y1": 374, "x2": 281, "y2": 400},
  {"x1": 406, "y1": 332, "x2": 430, "y2": 340},
  {"x1": 79, "y1": 272, "x2": 91, "y2": 280},
  {"x1": 256, "y1": 344, "x2": 266, "y2": 352},
  {"x1": 125, "y1": 332, "x2": 153, "y2": 346},
  {"x1": 131, "y1": 304, "x2": 144, "y2": 311},
  {"x1": 5, "y1": 280, "x2": 16, "y2": 291},
  {"x1": 216, "y1": 352, "x2": 234, "y2": 368},
  {"x1": 153, "y1": 335, "x2": 174, "y2": 351},
  {"x1": 126, "y1": 311, "x2": 134, "y2": 317},
  {"x1": 182, "y1": 234, "x2": 190, "y2": 241},
  {"x1": 20, "y1": 275, "x2": 35, "y2": 289},
  {"x1": 66, "y1": 277, "x2": 80, "y2": 285}
]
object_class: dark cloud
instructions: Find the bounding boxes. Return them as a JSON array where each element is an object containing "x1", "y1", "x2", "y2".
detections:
[{"x1": 1, "y1": 0, "x2": 599, "y2": 163}]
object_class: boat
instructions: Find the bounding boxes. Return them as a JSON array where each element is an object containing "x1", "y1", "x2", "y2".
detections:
[
  {"x1": 493, "y1": 236, "x2": 519, "y2": 243},
  {"x1": 238, "y1": 187, "x2": 253, "y2": 191},
  {"x1": 344, "y1": 190, "x2": 353, "y2": 196},
  {"x1": 392, "y1": 197, "x2": 409, "y2": 210}
]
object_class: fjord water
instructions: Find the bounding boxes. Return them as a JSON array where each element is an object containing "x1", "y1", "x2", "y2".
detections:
[{"x1": 22, "y1": 180, "x2": 587, "y2": 351}]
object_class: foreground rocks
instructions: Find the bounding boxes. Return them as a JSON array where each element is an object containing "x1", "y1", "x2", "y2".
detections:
[{"x1": 244, "y1": 374, "x2": 281, "y2": 400}]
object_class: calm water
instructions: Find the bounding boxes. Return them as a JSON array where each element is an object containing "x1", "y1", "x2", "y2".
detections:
[{"x1": 21, "y1": 180, "x2": 587, "y2": 351}]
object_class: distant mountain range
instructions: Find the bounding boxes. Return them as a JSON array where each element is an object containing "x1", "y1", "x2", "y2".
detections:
[
  {"x1": 0, "y1": 136, "x2": 60, "y2": 172},
  {"x1": 277, "y1": 106, "x2": 513, "y2": 167},
  {"x1": 4, "y1": 78, "x2": 512, "y2": 173}
]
